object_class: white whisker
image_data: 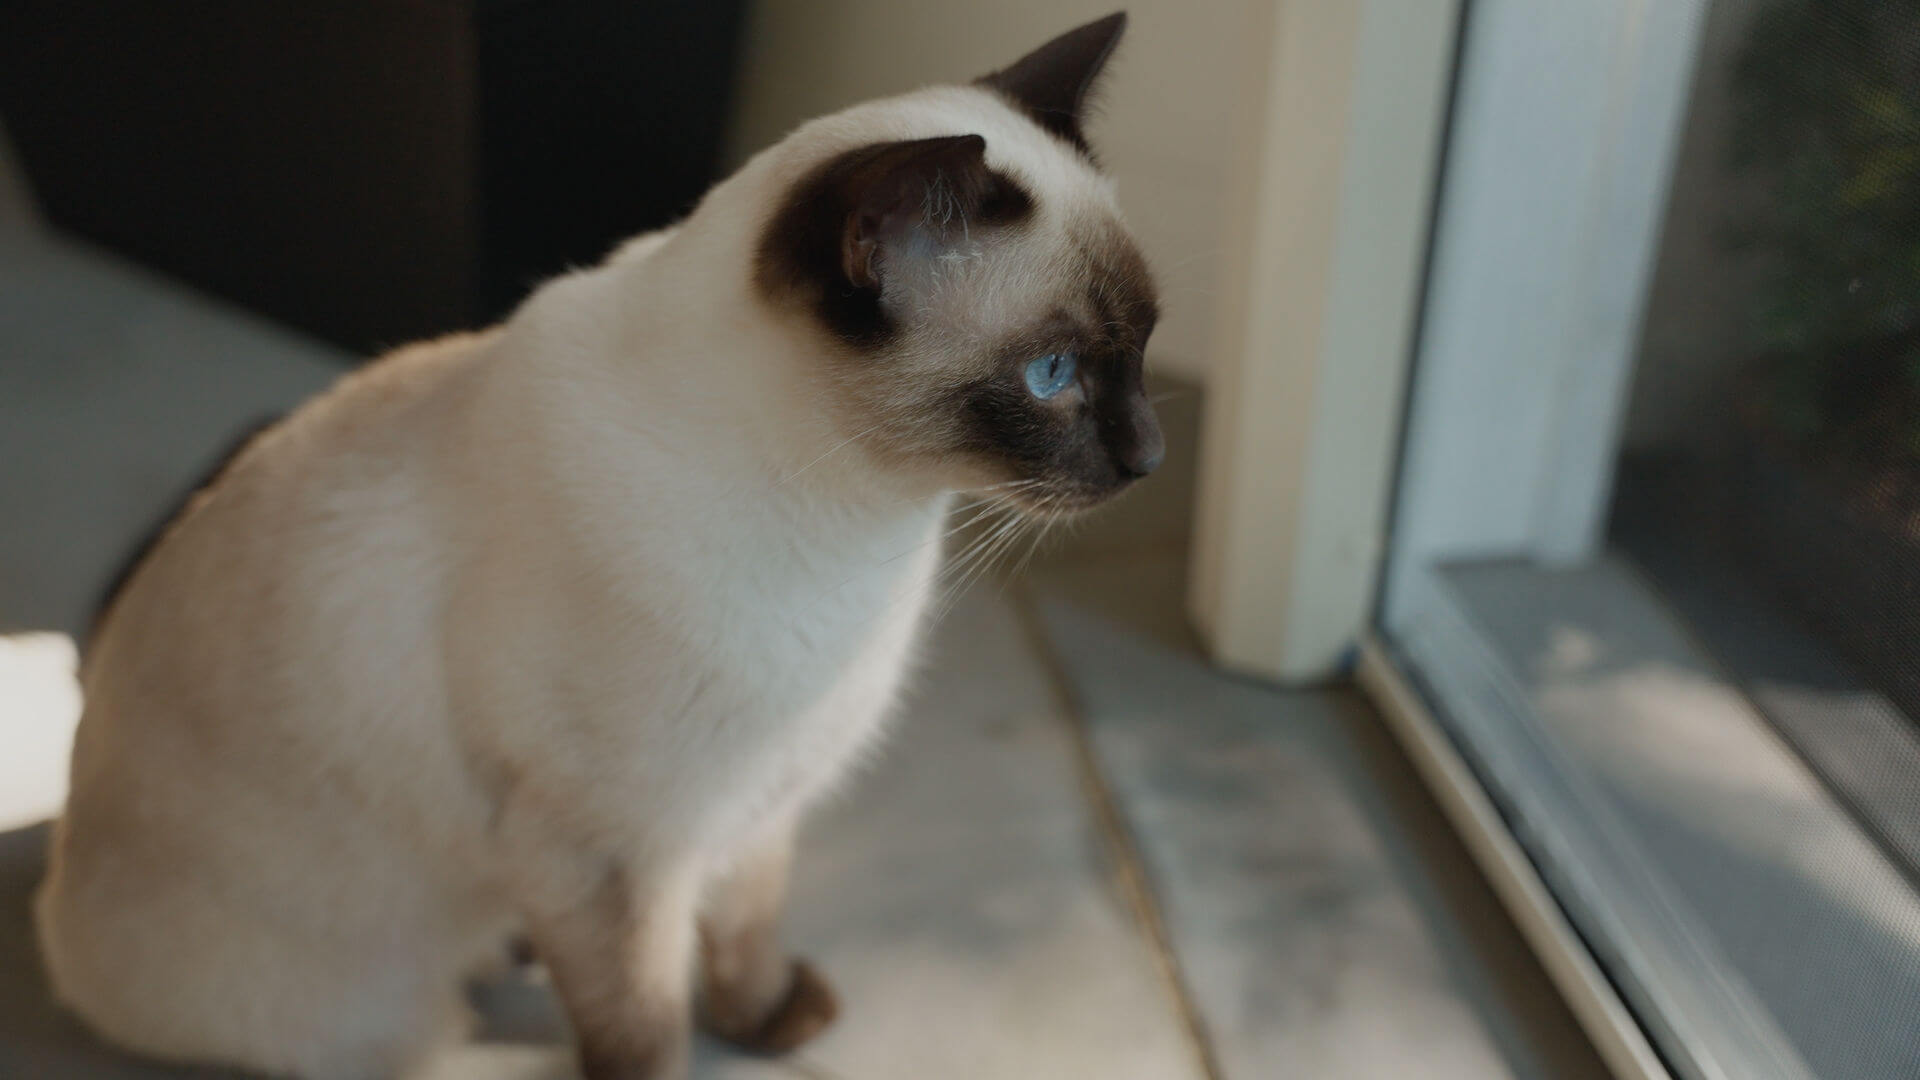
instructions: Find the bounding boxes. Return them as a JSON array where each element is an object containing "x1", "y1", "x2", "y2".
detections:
[{"x1": 774, "y1": 421, "x2": 886, "y2": 488}]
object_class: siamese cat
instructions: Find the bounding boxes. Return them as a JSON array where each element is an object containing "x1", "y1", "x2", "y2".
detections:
[{"x1": 35, "y1": 13, "x2": 1161, "y2": 1080}]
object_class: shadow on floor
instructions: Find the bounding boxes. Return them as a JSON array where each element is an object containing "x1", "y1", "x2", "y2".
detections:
[{"x1": 1024, "y1": 552, "x2": 1613, "y2": 1080}]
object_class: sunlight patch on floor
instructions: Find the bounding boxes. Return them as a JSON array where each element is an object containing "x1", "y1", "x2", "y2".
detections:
[{"x1": 0, "y1": 630, "x2": 79, "y2": 830}]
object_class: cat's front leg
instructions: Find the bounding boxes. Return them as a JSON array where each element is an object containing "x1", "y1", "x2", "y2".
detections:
[
  {"x1": 499, "y1": 800, "x2": 700, "y2": 1080},
  {"x1": 697, "y1": 817, "x2": 839, "y2": 1054}
]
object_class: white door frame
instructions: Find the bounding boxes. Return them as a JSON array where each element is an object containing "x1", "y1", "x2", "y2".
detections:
[
  {"x1": 1188, "y1": 0, "x2": 1463, "y2": 681},
  {"x1": 1384, "y1": 0, "x2": 1711, "y2": 636},
  {"x1": 1191, "y1": 0, "x2": 1709, "y2": 681},
  {"x1": 1191, "y1": 1, "x2": 1716, "y2": 1074}
]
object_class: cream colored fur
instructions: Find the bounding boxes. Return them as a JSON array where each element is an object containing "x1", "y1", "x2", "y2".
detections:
[{"x1": 34, "y1": 82, "x2": 1135, "y2": 1080}]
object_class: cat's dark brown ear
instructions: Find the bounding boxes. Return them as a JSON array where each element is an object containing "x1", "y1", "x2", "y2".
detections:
[
  {"x1": 758, "y1": 134, "x2": 1032, "y2": 346},
  {"x1": 838, "y1": 134, "x2": 1000, "y2": 289},
  {"x1": 977, "y1": 12, "x2": 1127, "y2": 154}
]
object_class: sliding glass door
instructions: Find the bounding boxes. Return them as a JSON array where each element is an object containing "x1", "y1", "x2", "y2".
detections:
[{"x1": 1381, "y1": 2, "x2": 1920, "y2": 1078}]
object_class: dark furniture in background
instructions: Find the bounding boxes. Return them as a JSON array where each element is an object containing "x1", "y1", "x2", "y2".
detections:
[{"x1": 0, "y1": 0, "x2": 746, "y2": 355}]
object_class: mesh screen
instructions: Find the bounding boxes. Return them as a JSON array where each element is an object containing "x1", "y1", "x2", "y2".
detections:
[{"x1": 1612, "y1": 0, "x2": 1920, "y2": 1075}]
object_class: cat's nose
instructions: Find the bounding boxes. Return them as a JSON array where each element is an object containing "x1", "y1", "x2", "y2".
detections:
[
  {"x1": 1117, "y1": 406, "x2": 1165, "y2": 478},
  {"x1": 1122, "y1": 437, "x2": 1164, "y2": 478}
]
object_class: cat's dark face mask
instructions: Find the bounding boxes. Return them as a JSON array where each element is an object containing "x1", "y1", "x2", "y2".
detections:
[
  {"x1": 752, "y1": 11, "x2": 1161, "y2": 515},
  {"x1": 944, "y1": 291, "x2": 1164, "y2": 514},
  {"x1": 756, "y1": 130, "x2": 1163, "y2": 514}
]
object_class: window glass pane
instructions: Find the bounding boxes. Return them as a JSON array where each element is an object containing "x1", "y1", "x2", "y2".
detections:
[{"x1": 1386, "y1": 2, "x2": 1920, "y2": 1077}]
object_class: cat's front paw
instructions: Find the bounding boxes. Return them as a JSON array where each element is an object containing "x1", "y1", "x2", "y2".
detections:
[{"x1": 703, "y1": 958, "x2": 839, "y2": 1055}]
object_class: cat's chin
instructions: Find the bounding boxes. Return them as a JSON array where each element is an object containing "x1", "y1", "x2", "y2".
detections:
[{"x1": 998, "y1": 482, "x2": 1136, "y2": 520}]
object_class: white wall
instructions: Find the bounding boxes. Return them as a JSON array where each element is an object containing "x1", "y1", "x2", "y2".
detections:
[{"x1": 725, "y1": 0, "x2": 1268, "y2": 382}]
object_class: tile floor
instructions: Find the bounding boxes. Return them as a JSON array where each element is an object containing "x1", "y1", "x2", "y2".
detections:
[{"x1": 0, "y1": 224, "x2": 1606, "y2": 1078}]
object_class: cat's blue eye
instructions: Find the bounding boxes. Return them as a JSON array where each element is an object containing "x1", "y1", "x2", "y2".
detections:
[{"x1": 1023, "y1": 351, "x2": 1078, "y2": 400}]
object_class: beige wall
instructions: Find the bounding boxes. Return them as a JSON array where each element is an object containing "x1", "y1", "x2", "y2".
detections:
[{"x1": 726, "y1": 0, "x2": 1269, "y2": 382}]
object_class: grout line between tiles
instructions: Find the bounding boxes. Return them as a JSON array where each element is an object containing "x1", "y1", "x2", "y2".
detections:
[{"x1": 1007, "y1": 586, "x2": 1227, "y2": 1080}]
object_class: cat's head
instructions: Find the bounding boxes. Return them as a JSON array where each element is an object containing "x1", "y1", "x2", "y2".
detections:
[{"x1": 755, "y1": 13, "x2": 1162, "y2": 515}]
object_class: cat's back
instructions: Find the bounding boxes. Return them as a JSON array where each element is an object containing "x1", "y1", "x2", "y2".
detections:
[
  {"x1": 89, "y1": 327, "x2": 493, "y2": 673},
  {"x1": 72, "y1": 327, "x2": 501, "y2": 818},
  {"x1": 37, "y1": 328, "x2": 510, "y2": 1072}
]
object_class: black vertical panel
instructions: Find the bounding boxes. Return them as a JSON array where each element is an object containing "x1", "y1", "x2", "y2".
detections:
[
  {"x1": 0, "y1": 0, "x2": 747, "y2": 354},
  {"x1": 474, "y1": 0, "x2": 748, "y2": 317},
  {"x1": 0, "y1": 0, "x2": 481, "y2": 354}
]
